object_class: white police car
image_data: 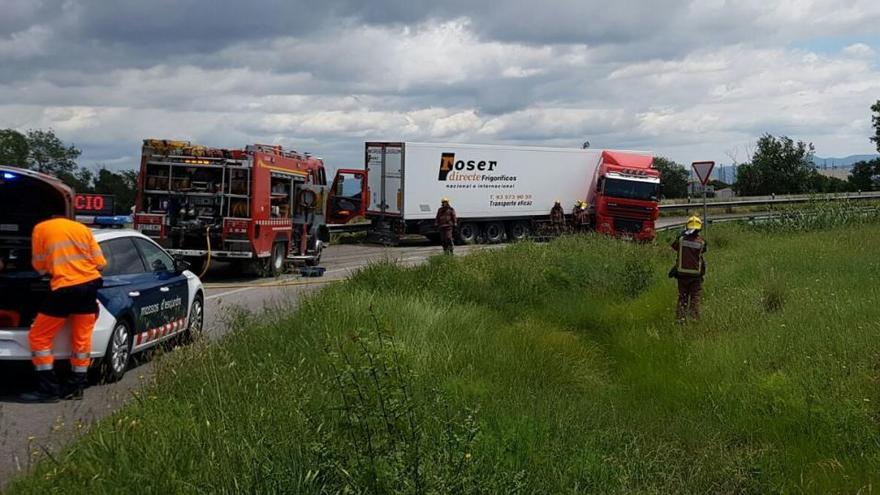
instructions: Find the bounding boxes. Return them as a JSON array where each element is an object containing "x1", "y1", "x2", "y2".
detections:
[{"x1": 0, "y1": 165, "x2": 204, "y2": 381}]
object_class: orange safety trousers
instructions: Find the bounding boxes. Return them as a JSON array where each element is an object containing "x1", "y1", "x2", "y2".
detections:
[{"x1": 29, "y1": 313, "x2": 96, "y2": 372}]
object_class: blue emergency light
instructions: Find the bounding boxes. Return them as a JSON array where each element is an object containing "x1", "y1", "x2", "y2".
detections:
[{"x1": 2, "y1": 172, "x2": 16, "y2": 179}]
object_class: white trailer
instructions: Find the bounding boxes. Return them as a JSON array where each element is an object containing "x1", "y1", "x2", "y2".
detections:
[{"x1": 362, "y1": 141, "x2": 658, "y2": 244}]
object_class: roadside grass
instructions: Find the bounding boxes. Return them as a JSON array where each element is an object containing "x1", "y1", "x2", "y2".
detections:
[{"x1": 8, "y1": 219, "x2": 880, "y2": 493}]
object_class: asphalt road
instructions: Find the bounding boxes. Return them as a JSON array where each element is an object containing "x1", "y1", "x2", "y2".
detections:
[{"x1": 0, "y1": 218, "x2": 722, "y2": 486}]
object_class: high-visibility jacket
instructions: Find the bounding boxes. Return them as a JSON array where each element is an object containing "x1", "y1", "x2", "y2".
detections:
[
  {"x1": 32, "y1": 218, "x2": 106, "y2": 290},
  {"x1": 672, "y1": 234, "x2": 706, "y2": 277}
]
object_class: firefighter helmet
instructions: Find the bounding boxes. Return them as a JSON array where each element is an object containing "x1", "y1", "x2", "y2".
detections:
[{"x1": 686, "y1": 216, "x2": 703, "y2": 231}]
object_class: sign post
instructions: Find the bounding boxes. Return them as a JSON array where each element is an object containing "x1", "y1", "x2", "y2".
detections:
[{"x1": 691, "y1": 161, "x2": 715, "y2": 231}]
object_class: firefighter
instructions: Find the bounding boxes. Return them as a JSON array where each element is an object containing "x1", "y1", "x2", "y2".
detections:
[
  {"x1": 571, "y1": 200, "x2": 589, "y2": 232},
  {"x1": 435, "y1": 198, "x2": 457, "y2": 255},
  {"x1": 550, "y1": 200, "x2": 565, "y2": 235},
  {"x1": 670, "y1": 216, "x2": 707, "y2": 322},
  {"x1": 19, "y1": 217, "x2": 106, "y2": 403}
]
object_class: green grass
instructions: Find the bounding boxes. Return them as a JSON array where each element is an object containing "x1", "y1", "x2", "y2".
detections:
[{"x1": 9, "y1": 220, "x2": 880, "y2": 494}]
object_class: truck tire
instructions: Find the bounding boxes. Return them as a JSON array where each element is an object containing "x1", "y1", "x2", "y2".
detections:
[
  {"x1": 305, "y1": 243, "x2": 323, "y2": 267},
  {"x1": 484, "y1": 222, "x2": 505, "y2": 244},
  {"x1": 456, "y1": 222, "x2": 480, "y2": 245},
  {"x1": 269, "y1": 242, "x2": 286, "y2": 277},
  {"x1": 507, "y1": 221, "x2": 531, "y2": 242}
]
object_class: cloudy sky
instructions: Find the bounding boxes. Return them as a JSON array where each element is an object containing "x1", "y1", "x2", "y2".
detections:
[{"x1": 2, "y1": 0, "x2": 879, "y2": 173}]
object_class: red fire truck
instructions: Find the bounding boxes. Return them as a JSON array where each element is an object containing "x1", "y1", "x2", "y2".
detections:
[{"x1": 134, "y1": 140, "x2": 329, "y2": 276}]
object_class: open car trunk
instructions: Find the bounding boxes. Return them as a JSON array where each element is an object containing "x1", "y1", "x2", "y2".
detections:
[{"x1": 0, "y1": 166, "x2": 73, "y2": 329}]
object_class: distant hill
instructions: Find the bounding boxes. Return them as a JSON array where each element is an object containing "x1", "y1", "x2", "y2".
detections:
[{"x1": 812, "y1": 154, "x2": 880, "y2": 169}]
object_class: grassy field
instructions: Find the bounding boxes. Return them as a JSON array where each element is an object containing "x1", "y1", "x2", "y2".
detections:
[{"x1": 8, "y1": 218, "x2": 880, "y2": 493}]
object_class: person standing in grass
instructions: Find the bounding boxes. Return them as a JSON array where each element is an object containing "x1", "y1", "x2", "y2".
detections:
[
  {"x1": 550, "y1": 200, "x2": 565, "y2": 235},
  {"x1": 435, "y1": 197, "x2": 457, "y2": 255},
  {"x1": 671, "y1": 216, "x2": 707, "y2": 323}
]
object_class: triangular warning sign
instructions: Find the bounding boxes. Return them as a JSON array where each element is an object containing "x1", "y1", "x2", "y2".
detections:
[{"x1": 692, "y1": 161, "x2": 715, "y2": 185}]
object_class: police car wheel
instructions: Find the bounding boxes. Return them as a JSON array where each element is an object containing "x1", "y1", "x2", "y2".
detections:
[
  {"x1": 181, "y1": 295, "x2": 204, "y2": 344},
  {"x1": 102, "y1": 320, "x2": 132, "y2": 383}
]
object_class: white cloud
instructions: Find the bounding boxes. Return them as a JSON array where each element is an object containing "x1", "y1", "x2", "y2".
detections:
[{"x1": 0, "y1": 4, "x2": 879, "y2": 172}]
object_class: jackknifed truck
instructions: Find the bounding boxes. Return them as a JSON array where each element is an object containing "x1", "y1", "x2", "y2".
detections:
[{"x1": 327, "y1": 142, "x2": 660, "y2": 244}]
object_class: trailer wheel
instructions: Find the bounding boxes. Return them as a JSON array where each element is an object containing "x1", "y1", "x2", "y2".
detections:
[
  {"x1": 507, "y1": 221, "x2": 531, "y2": 242},
  {"x1": 484, "y1": 222, "x2": 505, "y2": 244},
  {"x1": 269, "y1": 242, "x2": 286, "y2": 277},
  {"x1": 456, "y1": 222, "x2": 480, "y2": 245}
]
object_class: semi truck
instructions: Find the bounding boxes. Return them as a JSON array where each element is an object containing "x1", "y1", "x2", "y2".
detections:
[
  {"x1": 134, "y1": 140, "x2": 329, "y2": 276},
  {"x1": 326, "y1": 142, "x2": 660, "y2": 244}
]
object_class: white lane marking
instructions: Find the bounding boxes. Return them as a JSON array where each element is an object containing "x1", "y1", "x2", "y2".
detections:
[{"x1": 206, "y1": 287, "x2": 253, "y2": 301}]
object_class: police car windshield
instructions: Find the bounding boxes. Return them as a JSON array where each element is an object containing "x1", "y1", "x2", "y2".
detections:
[{"x1": 603, "y1": 178, "x2": 659, "y2": 201}]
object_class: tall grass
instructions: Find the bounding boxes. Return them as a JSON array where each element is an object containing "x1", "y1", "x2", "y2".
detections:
[{"x1": 8, "y1": 225, "x2": 880, "y2": 493}]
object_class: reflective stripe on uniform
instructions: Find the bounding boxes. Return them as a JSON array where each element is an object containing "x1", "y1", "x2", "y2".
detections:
[
  {"x1": 72, "y1": 365, "x2": 89, "y2": 373},
  {"x1": 31, "y1": 349, "x2": 52, "y2": 357},
  {"x1": 677, "y1": 239, "x2": 704, "y2": 275},
  {"x1": 73, "y1": 352, "x2": 90, "y2": 360},
  {"x1": 34, "y1": 363, "x2": 54, "y2": 371}
]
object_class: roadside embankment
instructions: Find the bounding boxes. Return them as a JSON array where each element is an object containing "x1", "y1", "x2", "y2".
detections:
[{"x1": 8, "y1": 212, "x2": 880, "y2": 493}]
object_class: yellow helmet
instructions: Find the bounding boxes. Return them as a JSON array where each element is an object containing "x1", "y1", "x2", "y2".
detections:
[
  {"x1": 441, "y1": 197, "x2": 450, "y2": 203},
  {"x1": 686, "y1": 215, "x2": 703, "y2": 231}
]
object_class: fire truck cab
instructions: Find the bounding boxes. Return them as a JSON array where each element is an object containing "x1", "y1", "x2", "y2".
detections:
[{"x1": 134, "y1": 140, "x2": 329, "y2": 276}]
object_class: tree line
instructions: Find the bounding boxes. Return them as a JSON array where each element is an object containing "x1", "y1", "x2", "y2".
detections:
[
  {"x1": 654, "y1": 100, "x2": 880, "y2": 198},
  {"x1": 0, "y1": 128, "x2": 137, "y2": 214}
]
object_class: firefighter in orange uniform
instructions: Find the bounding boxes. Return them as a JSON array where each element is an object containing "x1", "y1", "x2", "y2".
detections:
[
  {"x1": 670, "y1": 216, "x2": 707, "y2": 322},
  {"x1": 19, "y1": 217, "x2": 106, "y2": 403}
]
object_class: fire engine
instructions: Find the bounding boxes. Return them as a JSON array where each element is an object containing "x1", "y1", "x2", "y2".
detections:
[{"x1": 134, "y1": 140, "x2": 329, "y2": 276}]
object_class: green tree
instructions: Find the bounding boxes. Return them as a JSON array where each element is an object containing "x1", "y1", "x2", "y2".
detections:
[
  {"x1": 733, "y1": 134, "x2": 816, "y2": 196},
  {"x1": 871, "y1": 100, "x2": 880, "y2": 153},
  {"x1": 93, "y1": 167, "x2": 138, "y2": 213},
  {"x1": 0, "y1": 129, "x2": 29, "y2": 167},
  {"x1": 848, "y1": 158, "x2": 880, "y2": 191},
  {"x1": 26, "y1": 129, "x2": 81, "y2": 176},
  {"x1": 652, "y1": 156, "x2": 688, "y2": 199}
]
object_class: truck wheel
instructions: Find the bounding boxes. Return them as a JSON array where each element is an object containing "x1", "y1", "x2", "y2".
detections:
[
  {"x1": 484, "y1": 222, "x2": 505, "y2": 244},
  {"x1": 101, "y1": 319, "x2": 133, "y2": 383},
  {"x1": 269, "y1": 242, "x2": 286, "y2": 277},
  {"x1": 507, "y1": 221, "x2": 531, "y2": 242},
  {"x1": 456, "y1": 222, "x2": 480, "y2": 245},
  {"x1": 305, "y1": 243, "x2": 323, "y2": 266}
]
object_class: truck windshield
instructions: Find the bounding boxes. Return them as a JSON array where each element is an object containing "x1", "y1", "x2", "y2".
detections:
[{"x1": 603, "y1": 178, "x2": 659, "y2": 201}]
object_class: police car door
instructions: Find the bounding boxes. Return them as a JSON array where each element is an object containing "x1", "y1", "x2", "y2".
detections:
[
  {"x1": 131, "y1": 238, "x2": 189, "y2": 343},
  {"x1": 99, "y1": 237, "x2": 156, "y2": 336}
]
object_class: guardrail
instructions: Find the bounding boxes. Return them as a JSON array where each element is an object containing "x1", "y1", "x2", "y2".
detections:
[
  {"x1": 657, "y1": 206, "x2": 880, "y2": 232},
  {"x1": 660, "y1": 191, "x2": 880, "y2": 210}
]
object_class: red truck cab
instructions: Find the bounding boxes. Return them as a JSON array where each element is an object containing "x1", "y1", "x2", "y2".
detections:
[{"x1": 593, "y1": 151, "x2": 660, "y2": 241}]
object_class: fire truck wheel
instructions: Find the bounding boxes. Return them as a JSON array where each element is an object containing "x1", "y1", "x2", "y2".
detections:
[
  {"x1": 455, "y1": 222, "x2": 480, "y2": 245},
  {"x1": 269, "y1": 242, "x2": 286, "y2": 277}
]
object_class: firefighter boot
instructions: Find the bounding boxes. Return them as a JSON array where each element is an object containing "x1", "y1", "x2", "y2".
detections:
[
  {"x1": 61, "y1": 372, "x2": 88, "y2": 401},
  {"x1": 18, "y1": 370, "x2": 60, "y2": 403}
]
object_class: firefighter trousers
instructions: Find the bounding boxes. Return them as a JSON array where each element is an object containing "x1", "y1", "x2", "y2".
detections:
[
  {"x1": 29, "y1": 280, "x2": 100, "y2": 373},
  {"x1": 676, "y1": 276, "x2": 703, "y2": 321},
  {"x1": 440, "y1": 227, "x2": 454, "y2": 254}
]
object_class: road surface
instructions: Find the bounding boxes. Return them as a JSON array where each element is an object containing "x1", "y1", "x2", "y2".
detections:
[{"x1": 0, "y1": 239, "x2": 493, "y2": 487}]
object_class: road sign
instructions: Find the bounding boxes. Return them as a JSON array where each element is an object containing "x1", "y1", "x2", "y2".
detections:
[
  {"x1": 75, "y1": 193, "x2": 115, "y2": 215},
  {"x1": 692, "y1": 161, "x2": 715, "y2": 186}
]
